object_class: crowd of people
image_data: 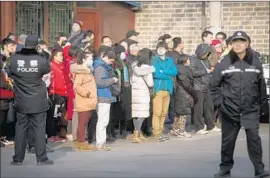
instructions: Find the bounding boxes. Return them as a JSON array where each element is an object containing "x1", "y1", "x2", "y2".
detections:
[{"x1": 0, "y1": 20, "x2": 269, "y2": 178}]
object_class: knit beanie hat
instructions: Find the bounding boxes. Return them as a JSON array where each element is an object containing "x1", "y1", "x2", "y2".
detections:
[{"x1": 73, "y1": 20, "x2": 83, "y2": 29}]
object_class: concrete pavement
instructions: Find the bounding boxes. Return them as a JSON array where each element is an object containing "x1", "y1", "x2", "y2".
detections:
[{"x1": 1, "y1": 124, "x2": 269, "y2": 177}]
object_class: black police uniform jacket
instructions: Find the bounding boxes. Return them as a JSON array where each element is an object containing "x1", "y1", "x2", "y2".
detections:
[
  {"x1": 209, "y1": 49, "x2": 268, "y2": 129},
  {"x1": 9, "y1": 48, "x2": 51, "y2": 114}
]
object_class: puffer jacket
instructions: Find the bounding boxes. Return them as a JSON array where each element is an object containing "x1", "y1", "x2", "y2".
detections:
[
  {"x1": 131, "y1": 61, "x2": 154, "y2": 118},
  {"x1": 174, "y1": 64, "x2": 197, "y2": 116},
  {"x1": 189, "y1": 44, "x2": 212, "y2": 92},
  {"x1": 210, "y1": 50, "x2": 268, "y2": 129}
]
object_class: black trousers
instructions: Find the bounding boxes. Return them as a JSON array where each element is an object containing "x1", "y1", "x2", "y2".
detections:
[
  {"x1": 13, "y1": 112, "x2": 48, "y2": 162},
  {"x1": 87, "y1": 110, "x2": 98, "y2": 144},
  {"x1": 46, "y1": 95, "x2": 68, "y2": 138},
  {"x1": 27, "y1": 122, "x2": 35, "y2": 148},
  {"x1": 193, "y1": 91, "x2": 215, "y2": 131},
  {"x1": 166, "y1": 94, "x2": 175, "y2": 125},
  {"x1": 0, "y1": 110, "x2": 8, "y2": 137},
  {"x1": 220, "y1": 116, "x2": 265, "y2": 174}
]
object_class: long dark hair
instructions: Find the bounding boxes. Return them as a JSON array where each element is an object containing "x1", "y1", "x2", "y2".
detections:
[
  {"x1": 75, "y1": 50, "x2": 86, "y2": 65},
  {"x1": 136, "y1": 48, "x2": 152, "y2": 66}
]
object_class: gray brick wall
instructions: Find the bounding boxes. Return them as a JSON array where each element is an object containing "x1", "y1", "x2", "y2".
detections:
[{"x1": 135, "y1": 1, "x2": 269, "y2": 55}]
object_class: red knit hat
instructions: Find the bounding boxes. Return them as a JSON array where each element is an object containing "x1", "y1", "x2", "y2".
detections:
[
  {"x1": 211, "y1": 39, "x2": 222, "y2": 46},
  {"x1": 73, "y1": 20, "x2": 83, "y2": 29}
]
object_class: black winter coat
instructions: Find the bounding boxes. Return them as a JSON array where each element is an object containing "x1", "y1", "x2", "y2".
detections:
[
  {"x1": 174, "y1": 65, "x2": 197, "y2": 116},
  {"x1": 189, "y1": 55, "x2": 212, "y2": 92},
  {"x1": 9, "y1": 48, "x2": 51, "y2": 114},
  {"x1": 210, "y1": 50, "x2": 268, "y2": 129}
]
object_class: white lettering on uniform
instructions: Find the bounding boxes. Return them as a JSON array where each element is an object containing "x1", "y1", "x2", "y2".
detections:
[
  {"x1": 17, "y1": 68, "x2": 39, "y2": 72},
  {"x1": 17, "y1": 60, "x2": 25, "y2": 67},
  {"x1": 30, "y1": 60, "x2": 38, "y2": 67}
]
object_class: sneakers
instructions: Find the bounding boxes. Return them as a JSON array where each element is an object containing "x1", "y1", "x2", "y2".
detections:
[
  {"x1": 1, "y1": 137, "x2": 14, "y2": 146},
  {"x1": 171, "y1": 129, "x2": 181, "y2": 137},
  {"x1": 180, "y1": 132, "x2": 192, "y2": 138},
  {"x1": 66, "y1": 134, "x2": 73, "y2": 141},
  {"x1": 196, "y1": 129, "x2": 209, "y2": 135},
  {"x1": 96, "y1": 145, "x2": 111, "y2": 151},
  {"x1": 161, "y1": 134, "x2": 170, "y2": 140},
  {"x1": 209, "y1": 126, "x2": 221, "y2": 132},
  {"x1": 48, "y1": 136, "x2": 66, "y2": 143},
  {"x1": 154, "y1": 136, "x2": 165, "y2": 142}
]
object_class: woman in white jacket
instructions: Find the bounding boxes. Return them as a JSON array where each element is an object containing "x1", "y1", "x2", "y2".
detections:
[{"x1": 131, "y1": 48, "x2": 155, "y2": 143}]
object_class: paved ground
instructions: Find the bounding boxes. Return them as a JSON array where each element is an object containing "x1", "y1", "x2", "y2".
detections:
[{"x1": 1, "y1": 124, "x2": 269, "y2": 178}]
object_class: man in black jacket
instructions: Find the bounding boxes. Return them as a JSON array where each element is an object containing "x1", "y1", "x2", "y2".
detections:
[
  {"x1": 9, "y1": 35, "x2": 53, "y2": 166},
  {"x1": 189, "y1": 44, "x2": 220, "y2": 134},
  {"x1": 210, "y1": 31, "x2": 269, "y2": 178}
]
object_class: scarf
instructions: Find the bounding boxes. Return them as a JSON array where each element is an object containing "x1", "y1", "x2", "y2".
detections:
[
  {"x1": 68, "y1": 30, "x2": 82, "y2": 42},
  {"x1": 121, "y1": 60, "x2": 130, "y2": 87}
]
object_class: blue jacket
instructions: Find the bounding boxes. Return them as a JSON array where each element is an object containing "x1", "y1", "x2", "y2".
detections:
[
  {"x1": 152, "y1": 55, "x2": 178, "y2": 94},
  {"x1": 93, "y1": 59, "x2": 115, "y2": 103}
]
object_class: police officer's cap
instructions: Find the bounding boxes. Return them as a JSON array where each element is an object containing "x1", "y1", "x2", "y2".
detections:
[
  {"x1": 231, "y1": 31, "x2": 249, "y2": 41},
  {"x1": 25, "y1": 35, "x2": 39, "y2": 49}
]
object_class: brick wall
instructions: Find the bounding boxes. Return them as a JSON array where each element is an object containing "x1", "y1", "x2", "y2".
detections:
[
  {"x1": 222, "y1": 2, "x2": 269, "y2": 55},
  {"x1": 135, "y1": 1, "x2": 269, "y2": 55}
]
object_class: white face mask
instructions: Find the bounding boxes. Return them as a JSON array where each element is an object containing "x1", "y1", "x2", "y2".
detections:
[
  {"x1": 120, "y1": 52, "x2": 126, "y2": 60},
  {"x1": 157, "y1": 48, "x2": 166, "y2": 56}
]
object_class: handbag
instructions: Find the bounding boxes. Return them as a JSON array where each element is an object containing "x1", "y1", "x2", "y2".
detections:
[{"x1": 6, "y1": 101, "x2": 16, "y2": 123}]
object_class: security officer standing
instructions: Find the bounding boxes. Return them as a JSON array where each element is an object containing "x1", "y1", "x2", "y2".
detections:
[
  {"x1": 9, "y1": 35, "x2": 53, "y2": 165},
  {"x1": 210, "y1": 31, "x2": 269, "y2": 178}
]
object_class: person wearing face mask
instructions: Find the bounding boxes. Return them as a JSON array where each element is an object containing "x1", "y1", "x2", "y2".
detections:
[
  {"x1": 130, "y1": 48, "x2": 155, "y2": 143},
  {"x1": 70, "y1": 51, "x2": 97, "y2": 151},
  {"x1": 151, "y1": 41, "x2": 178, "y2": 142}
]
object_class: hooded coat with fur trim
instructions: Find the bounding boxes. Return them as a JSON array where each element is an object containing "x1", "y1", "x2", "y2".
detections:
[
  {"x1": 9, "y1": 48, "x2": 50, "y2": 114},
  {"x1": 71, "y1": 63, "x2": 97, "y2": 112},
  {"x1": 210, "y1": 49, "x2": 268, "y2": 129}
]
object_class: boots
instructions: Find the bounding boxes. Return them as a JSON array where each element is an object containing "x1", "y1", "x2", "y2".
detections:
[
  {"x1": 73, "y1": 141, "x2": 81, "y2": 151},
  {"x1": 139, "y1": 131, "x2": 148, "y2": 142},
  {"x1": 132, "y1": 131, "x2": 142, "y2": 143},
  {"x1": 74, "y1": 142, "x2": 96, "y2": 151}
]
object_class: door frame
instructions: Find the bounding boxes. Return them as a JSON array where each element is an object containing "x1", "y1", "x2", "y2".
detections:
[{"x1": 74, "y1": 7, "x2": 101, "y2": 50}]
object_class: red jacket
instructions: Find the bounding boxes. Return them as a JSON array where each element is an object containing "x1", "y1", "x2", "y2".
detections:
[
  {"x1": 0, "y1": 69, "x2": 14, "y2": 99},
  {"x1": 63, "y1": 45, "x2": 75, "y2": 119},
  {"x1": 49, "y1": 60, "x2": 68, "y2": 97}
]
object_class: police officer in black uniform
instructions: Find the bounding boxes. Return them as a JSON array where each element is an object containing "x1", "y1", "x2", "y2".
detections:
[
  {"x1": 9, "y1": 35, "x2": 53, "y2": 165},
  {"x1": 210, "y1": 31, "x2": 269, "y2": 178}
]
